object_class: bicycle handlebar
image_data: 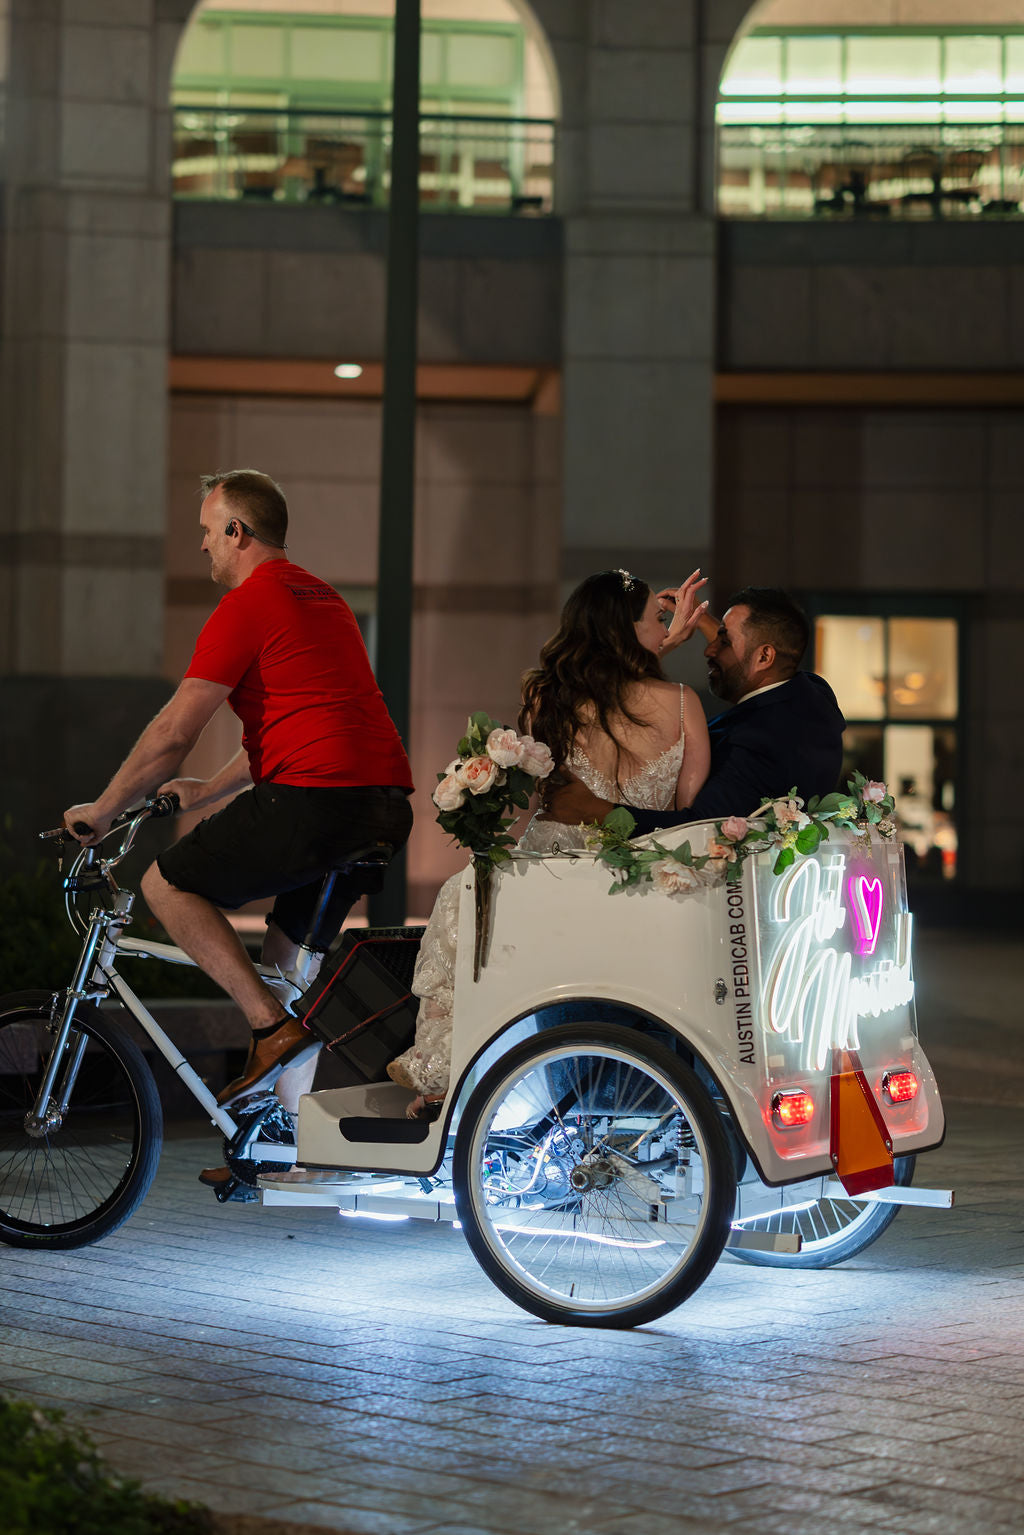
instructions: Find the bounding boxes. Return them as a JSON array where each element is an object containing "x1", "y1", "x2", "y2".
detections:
[{"x1": 39, "y1": 792, "x2": 181, "y2": 845}]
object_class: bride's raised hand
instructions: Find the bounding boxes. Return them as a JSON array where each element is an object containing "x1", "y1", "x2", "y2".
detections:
[{"x1": 656, "y1": 569, "x2": 712, "y2": 654}]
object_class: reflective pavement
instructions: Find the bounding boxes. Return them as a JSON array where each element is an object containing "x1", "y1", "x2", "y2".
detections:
[{"x1": 1, "y1": 927, "x2": 1022, "y2": 1535}]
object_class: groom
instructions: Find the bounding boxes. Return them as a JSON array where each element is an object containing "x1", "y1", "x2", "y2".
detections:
[{"x1": 545, "y1": 586, "x2": 845, "y2": 833}]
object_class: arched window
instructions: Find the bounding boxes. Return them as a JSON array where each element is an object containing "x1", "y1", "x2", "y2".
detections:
[
  {"x1": 171, "y1": 0, "x2": 557, "y2": 212},
  {"x1": 717, "y1": 2, "x2": 1024, "y2": 218}
]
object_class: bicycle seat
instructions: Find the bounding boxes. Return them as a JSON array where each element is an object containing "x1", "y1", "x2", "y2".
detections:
[{"x1": 330, "y1": 843, "x2": 394, "y2": 874}]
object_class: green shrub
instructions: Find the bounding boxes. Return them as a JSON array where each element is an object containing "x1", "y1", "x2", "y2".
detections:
[
  {"x1": 0, "y1": 1396, "x2": 213, "y2": 1535},
  {"x1": 0, "y1": 830, "x2": 221, "y2": 998}
]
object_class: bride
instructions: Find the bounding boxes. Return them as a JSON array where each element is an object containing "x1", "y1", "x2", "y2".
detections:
[{"x1": 387, "y1": 567, "x2": 711, "y2": 1112}]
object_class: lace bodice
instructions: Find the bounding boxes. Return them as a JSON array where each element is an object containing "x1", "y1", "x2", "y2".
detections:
[{"x1": 518, "y1": 686, "x2": 685, "y2": 854}]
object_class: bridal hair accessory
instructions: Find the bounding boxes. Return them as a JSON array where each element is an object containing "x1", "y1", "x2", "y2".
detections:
[
  {"x1": 614, "y1": 568, "x2": 637, "y2": 592},
  {"x1": 433, "y1": 713, "x2": 555, "y2": 978},
  {"x1": 589, "y1": 771, "x2": 896, "y2": 897}
]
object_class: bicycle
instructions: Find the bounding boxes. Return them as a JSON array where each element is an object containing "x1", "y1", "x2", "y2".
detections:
[{"x1": 0, "y1": 797, "x2": 393, "y2": 1247}]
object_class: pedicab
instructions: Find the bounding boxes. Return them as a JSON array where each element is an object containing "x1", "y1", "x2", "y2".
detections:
[
  {"x1": 3, "y1": 754, "x2": 950, "y2": 1330},
  {"x1": 265, "y1": 767, "x2": 951, "y2": 1328}
]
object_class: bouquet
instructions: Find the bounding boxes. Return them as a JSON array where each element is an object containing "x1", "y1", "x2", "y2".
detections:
[
  {"x1": 590, "y1": 770, "x2": 897, "y2": 896},
  {"x1": 433, "y1": 711, "x2": 555, "y2": 977}
]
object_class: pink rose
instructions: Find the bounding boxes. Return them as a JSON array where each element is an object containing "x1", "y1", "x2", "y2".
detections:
[
  {"x1": 518, "y1": 736, "x2": 555, "y2": 780},
  {"x1": 771, "y1": 798, "x2": 802, "y2": 826},
  {"x1": 433, "y1": 772, "x2": 466, "y2": 811},
  {"x1": 650, "y1": 858, "x2": 700, "y2": 894},
  {"x1": 486, "y1": 728, "x2": 525, "y2": 769},
  {"x1": 457, "y1": 755, "x2": 501, "y2": 796},
  {"x1": 720, "y1": 816, "x2": 748, "y2": 842},
  {"x1": 863, "y1": 780, "x2": 887, "y2": 804},
  {"x1": 707, "y1": 838, "x2": 737, "y2": 862}
]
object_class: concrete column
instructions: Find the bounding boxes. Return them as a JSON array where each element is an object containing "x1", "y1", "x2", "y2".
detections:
[
  {"x1": 539, "y1": 0, "x2": 718, "y2": 605},
  {"x1": 0, "y1": 0, "x2": 180, "y2": 841}
]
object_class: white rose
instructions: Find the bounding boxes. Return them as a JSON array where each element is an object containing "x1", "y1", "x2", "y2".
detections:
[
  {"x1": 650, "y1": 858, "x2": 701, "y2": 895},
  {"x1": 519, "y1": 736, "x2": 555, "y2": 780},
  {"x1": 433, "y1": 772, "x2": 466, "y2": 811},
  {"x1": 486, "y1": 728, "x2": 525, "y2": 769},
  {"x1": 457, "y1": 755, "x2": 501, "y2": 795}
]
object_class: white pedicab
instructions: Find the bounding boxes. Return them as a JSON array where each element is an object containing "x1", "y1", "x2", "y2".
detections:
[{"x1": 271, "y1": 818, "x2": 951, "y2": 1328}]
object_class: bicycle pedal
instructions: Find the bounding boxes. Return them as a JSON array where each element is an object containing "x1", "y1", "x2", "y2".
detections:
[{"x1": 214, "y1": 1177, "x2": 259, "y2": 1205}]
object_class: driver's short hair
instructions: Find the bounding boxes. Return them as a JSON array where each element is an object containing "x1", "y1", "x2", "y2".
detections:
[
  {"x1": 200, "y1": 469, "x2": 288, "y2": 548},
  {"x1": 727, "y1": 587, "x2": 809, "y2": 675}
]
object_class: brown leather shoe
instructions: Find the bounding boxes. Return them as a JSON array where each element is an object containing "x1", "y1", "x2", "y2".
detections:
[
  {"x1": 198, "y1": 1166, "x2": 232, "y2": 1188},
  {"x1": 216, "y1": 1015, "x2": 320, "y2": 1107}
]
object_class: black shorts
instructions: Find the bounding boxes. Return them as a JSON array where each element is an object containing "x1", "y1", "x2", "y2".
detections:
[{"x1": 157, "y1": 782, "x2": 413, "y2": 950}]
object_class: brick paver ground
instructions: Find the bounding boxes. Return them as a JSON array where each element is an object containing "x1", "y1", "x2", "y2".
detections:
[{"x1": 1, "y1": 928, "x2": 1021, "y2": 1535}]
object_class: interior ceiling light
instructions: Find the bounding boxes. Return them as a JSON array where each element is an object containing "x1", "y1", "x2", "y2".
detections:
[{"x1": 334, "y1": 363, "x2": 363, "y2": 379}]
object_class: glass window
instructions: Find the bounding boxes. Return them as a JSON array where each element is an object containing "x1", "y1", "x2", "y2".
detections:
[
  {"x1": 784, "y1": 36, "x2": 843, "y2": 97},
  {"x1": 176, "y1": 17, "x2": 226, "y2": 78},
  {"x1": 446, "y1": 33, "x2": 518, "y2": 90},
  {"x1": 722, "y1": 37, "x2": 783, "y2": 97},
  {"x1": 887, "y1": 618, "x2": 958, "y2": 718},
  {"x1": 229, "y1": 24, "x2": 285, "y2": 80},
  {"x1": 943, "y1": 35, "x2": 1002, "y2": 95},
  {"x1": 845, "y1": 36, "x2": 942, "y2": 95},
  {"x1": 1006, "y1": 36, "x2": 1024, "y2": 93},
  {"x1": 816, "y1": 613, "x2": 960, "y2": 884},
  {"x1": 815, "y1": 616, "x2": 885, "y2": 720},
  {"x1": 291, "y1": 28, "x2": 384, "y2": 85}
]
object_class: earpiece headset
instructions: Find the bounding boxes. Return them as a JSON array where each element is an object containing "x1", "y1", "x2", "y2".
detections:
[{"x1": 224, "y1": 518, "x2": 287, "y2": 550}]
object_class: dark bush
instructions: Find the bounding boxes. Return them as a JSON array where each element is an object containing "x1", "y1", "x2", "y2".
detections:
[
  {"x1": 0, "y1": 1396, "x2": 214, "y2": 1535},
  {"x1": 0, "y1": 829, "x2": 221, "y2": 998}
]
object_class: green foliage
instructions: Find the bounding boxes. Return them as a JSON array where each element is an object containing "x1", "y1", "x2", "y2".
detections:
[
  {"x1": 0, "y1": 831, "x2": 220, "y2": 998},
  {"x1": 0, "y1": 1396, "x2": 213, "y2": 1535},
  {"x1": 589, "y1": 776, "x2": 899, "y2": 897}
]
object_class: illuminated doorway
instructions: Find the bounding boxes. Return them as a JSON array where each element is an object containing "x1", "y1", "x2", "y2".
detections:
[{"x1": 810, "y1": 599, "x2": 964, "y2": 884}]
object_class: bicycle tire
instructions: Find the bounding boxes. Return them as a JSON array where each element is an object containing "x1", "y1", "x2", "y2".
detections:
[
  {"x1": 729, "y1": 1154, "x2": 916, "y2": 1270},
  {"x1": 452, "y1": 1022, "x2": 735, "y2": 1328},
  {"x1": 0, "y1": 991, "x2": 163, "y2": 1249}
]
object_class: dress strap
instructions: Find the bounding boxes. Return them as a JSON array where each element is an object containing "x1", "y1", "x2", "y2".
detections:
[{"x1": 679, "y1": 684, "x2": 685, "y2": 735}]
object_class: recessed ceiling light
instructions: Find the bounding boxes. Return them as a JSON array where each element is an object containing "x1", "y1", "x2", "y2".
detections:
[{"x1": 334, "y1": 363, "x2": 363, "y2": 379}]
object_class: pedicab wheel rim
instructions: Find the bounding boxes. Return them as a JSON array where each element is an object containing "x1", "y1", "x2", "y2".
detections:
[
  {"x1": 452, "y1": 1022, "x2": 734, "y2": 1328},
  {"x1": 0, "y1": 993, "x2": 163, "y2": 1249},
  {"x1": 728, "y1": 1154, "x2": 916, "y2": 1269}
]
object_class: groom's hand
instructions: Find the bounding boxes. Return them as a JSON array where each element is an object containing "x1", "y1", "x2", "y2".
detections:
[{"x1": 540, "y1": 771, "x2": 614, "y2": 826}]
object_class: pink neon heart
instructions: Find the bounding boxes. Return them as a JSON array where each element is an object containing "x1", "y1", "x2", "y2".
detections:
[{"x1": 849, "y1": 876, "x2": 884, "y2": 955}]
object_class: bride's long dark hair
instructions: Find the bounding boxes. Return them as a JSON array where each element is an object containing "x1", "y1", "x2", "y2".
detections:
[{"x1": 518, "y1": 569, "x2": 665, "y2": 780}]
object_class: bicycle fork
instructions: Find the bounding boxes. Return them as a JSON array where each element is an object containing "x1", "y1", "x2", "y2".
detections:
[{"x1": 26, "y1": 893, "x2": 133, "y2": 1137}]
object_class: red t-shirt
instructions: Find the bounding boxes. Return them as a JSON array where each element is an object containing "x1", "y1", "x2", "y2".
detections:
[{"x1": 185, "y1": 560, "x2": 413, "y2": 790}]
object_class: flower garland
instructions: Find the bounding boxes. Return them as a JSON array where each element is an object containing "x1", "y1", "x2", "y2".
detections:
[
  {"x1": 432, "y1": 711, "x2": 555, "y2": 976},
  {"x1": 588, "y1": 771, "x2": 897, "y2": 896}
]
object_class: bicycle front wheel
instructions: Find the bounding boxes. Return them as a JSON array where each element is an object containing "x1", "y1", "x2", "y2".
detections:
[
  {"x1": 452, "y1": 1023, "x2": 734, "y2": 1328},
  {"x1": 0, "y1": 992, "x2": 163, "y2": 1249}
]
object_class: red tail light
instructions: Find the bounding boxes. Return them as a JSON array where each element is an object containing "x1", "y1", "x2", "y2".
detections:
[
  {"x1": 772, "y1": 1089, "x2": 815, "y2": 1128},
  {"x1": 882, "y1": 1069, "x2": 919, "y2": 1104}
]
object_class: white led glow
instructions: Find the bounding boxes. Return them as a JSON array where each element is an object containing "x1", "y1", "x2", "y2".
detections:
[
  {"x1": 333, "y1": 363, "x2": 363, "y2": 379},
  {"x1": 495, "y1": 1223, "x2": 666, "y2": 1250}
]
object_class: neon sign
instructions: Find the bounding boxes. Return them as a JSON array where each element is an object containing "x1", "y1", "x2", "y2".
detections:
[
  {"x1": 761, "y1": 852, "x2": 913, "y2": 1072},
  {"x1": 848, "y1": 875, "x2": 883, "y2": 955}
]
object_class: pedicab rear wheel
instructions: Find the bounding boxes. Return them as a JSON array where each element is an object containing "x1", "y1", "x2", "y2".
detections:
[
  {"x1": 452, "y1": 1022, "x2": 734, "y2": 1328},
  {"x1": 728, "y1": 1154, "x2": 917, "y2": 1269}
]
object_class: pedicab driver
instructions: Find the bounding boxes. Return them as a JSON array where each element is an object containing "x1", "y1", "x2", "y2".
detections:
[{"x1": 63, "y1": 469, "x2": 413, "y2": 1117}]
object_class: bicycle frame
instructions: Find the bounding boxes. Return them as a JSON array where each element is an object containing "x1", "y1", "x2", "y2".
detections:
[{"x1": 34, "y1": 809, "x2": 319, "y2": 1156}]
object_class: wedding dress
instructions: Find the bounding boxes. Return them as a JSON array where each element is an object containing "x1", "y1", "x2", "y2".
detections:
[{"x1": 388, "y1": 689, "x2": 686, "y2": 1099}]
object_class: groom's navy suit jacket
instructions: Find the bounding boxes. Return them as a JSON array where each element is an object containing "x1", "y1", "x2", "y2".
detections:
[{"x1": 627, "y1": 671, "x2": 845, "y2": 834}]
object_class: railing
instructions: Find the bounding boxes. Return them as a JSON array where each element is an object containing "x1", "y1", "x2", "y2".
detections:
[
  {"x1": 172, "y1": 106, "x2": 555, "y2": 215},
  {"x1": 718, "y1": 123, "x2": 1024, "y2": 219}
]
